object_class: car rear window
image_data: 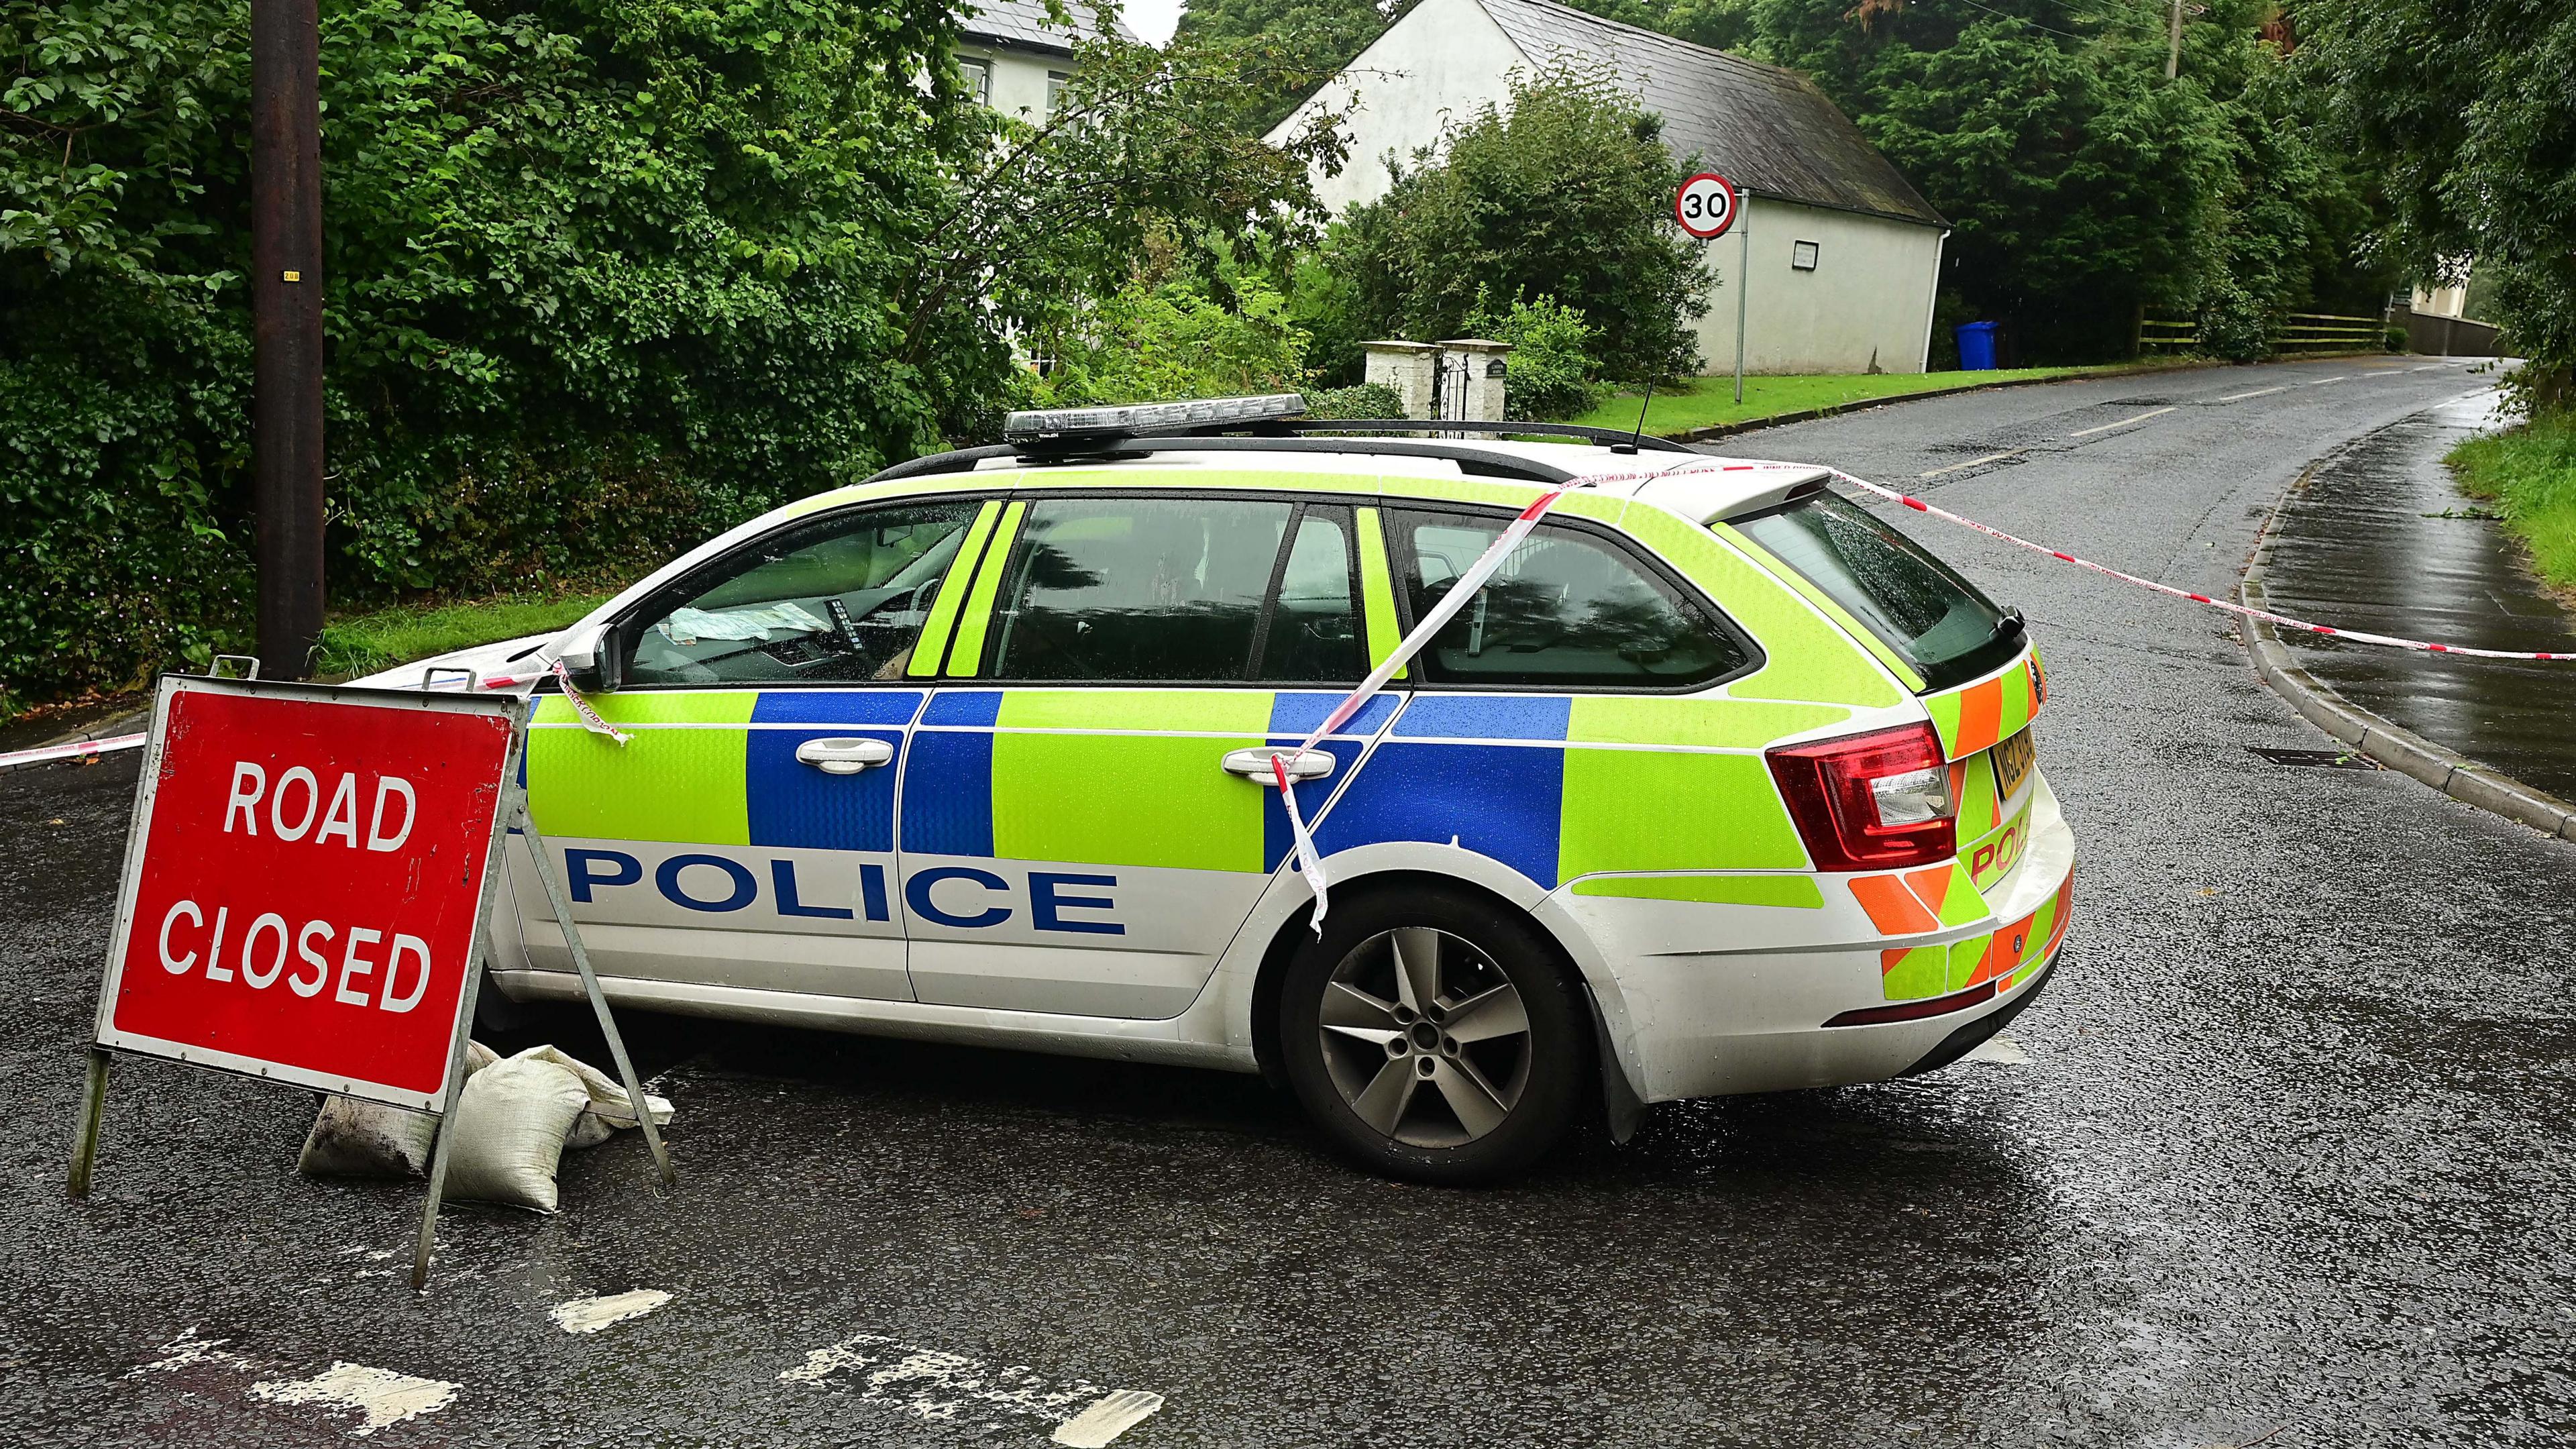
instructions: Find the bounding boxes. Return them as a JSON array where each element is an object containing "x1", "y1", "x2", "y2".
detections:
[{"x1": 1733, "y1": 491, "x2": 2023, "y2": 693}]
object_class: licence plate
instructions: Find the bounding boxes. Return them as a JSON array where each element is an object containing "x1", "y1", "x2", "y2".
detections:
[{"x1": 1991, "y1": 728, "x2": 2035, "y2": 803}]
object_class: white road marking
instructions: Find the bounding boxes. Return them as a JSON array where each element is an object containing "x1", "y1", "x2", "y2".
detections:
[
  {"x1": 2064, "y1": 405, "x2": 2176, "y2": 437},
  {"x1": 250, "y1": 1362, "x2": 458, "y2": 1436},
  {"x1": 2410, "y1": 364, "x2": 2443, "y2": 372},
  {"x1": 2302, "y1": 374, "x2": 2349, "y2": 385},
  {"x1": 1055, "y1": 1389, "x2": 1167, "y2": 1448},
  {"x1": 2214, "y1": 385, "x2": 2288, "y2": 402},
  {"x1": 1960, "y1": 1032, "x2": 2031, "y2": 1066},
  {"x1": 1919, "y1": 449, "x2": 2024, "y2": 479},
  {"x1": 784, "y1": 1333, "x2": 1163, "y2": 1445},
  {"x1": 551, "y1": 1289, "x2": 672, "y2": 1334},
  {"x1": 131, "y1": 1326, "x2": 252, "y2": 1376}
]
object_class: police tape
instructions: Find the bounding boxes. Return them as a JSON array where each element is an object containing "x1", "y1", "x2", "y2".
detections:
[
  {"x1": 547, "y1": 660, "x2": 634, "y2": 745},
  {"x1": 0, "y1": 732, "x2": 146, "y2": 771},
  {"x1": 1825, "y1": 470, "x2": 2571, "y2": 662},
  {"x1": 1267, "y1": 487, "x2": 1570, "y2": 929}
]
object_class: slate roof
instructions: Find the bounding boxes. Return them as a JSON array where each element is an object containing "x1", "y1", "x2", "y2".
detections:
[
  {"x1": 1478, "y1": 0, "x2": 1944, "y2": 227},
  {"x1": 959, "y1": 0, "x2": 1138, "y2": 54}
]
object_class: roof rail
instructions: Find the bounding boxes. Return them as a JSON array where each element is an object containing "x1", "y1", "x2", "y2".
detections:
[{"x1": 861, "y1": 433, "x2": 1621, "y2": 486}]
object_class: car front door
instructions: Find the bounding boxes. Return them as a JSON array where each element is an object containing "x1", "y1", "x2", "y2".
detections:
[
  {"x1": 897, "y1": 490, "x2": 1379, "y2": 1019},
  {"x1": 515, "y1": 496, "x2": 1001, "y2": 1002}
]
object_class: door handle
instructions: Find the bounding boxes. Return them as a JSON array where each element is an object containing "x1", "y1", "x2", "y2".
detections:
[
  {"x1": 1221, "y1": 747, "x2": 1334, "y2": 785},
  {"x1": 795, "y1": 737, "x2": 896, "y2": 775}
]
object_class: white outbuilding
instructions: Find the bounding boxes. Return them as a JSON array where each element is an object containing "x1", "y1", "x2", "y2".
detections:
[{"x1": 1266, "y1": 0, "x2": 1951, "y2": 376}]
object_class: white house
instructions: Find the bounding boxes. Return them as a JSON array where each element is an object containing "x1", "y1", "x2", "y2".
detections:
[
  {"x1": 1267, "y1": 0, "x2": 1951, "y2": 376},
  {"x1": 957, "y1": 0, "x2": 1138, "y2": 123}
]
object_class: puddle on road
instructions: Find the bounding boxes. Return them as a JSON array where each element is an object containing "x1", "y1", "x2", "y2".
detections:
[{"x1": 2261, "y1": 392, "x2": 2576, "y2": 801}]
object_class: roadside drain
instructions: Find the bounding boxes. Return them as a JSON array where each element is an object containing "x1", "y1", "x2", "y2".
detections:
[{"x1": 2247, "y1": 745, "x2": 2381, "y2": 770}]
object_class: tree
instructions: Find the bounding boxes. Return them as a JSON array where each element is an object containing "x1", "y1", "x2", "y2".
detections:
[
  {"x1": 1562, "y1": 0, "x2": 1757, "y2": 53},
  {"x1": 2299, "y1": 0, "x2": 2576, "y2": 408},
  {"x1": 1328, "y1": 66, "x2": 1709, "y2": 382},
  {"x1": 0, "y1": 1, "x2": 1337, "y2": 711},
  {"x1": 1734, "y1": 0, "x2": 2387, "y2": 362},
  {"x1": 1173, "y1": 0, "x2": 1401, "y2": 136}
]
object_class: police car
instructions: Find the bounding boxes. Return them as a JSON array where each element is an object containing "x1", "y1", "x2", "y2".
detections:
[{"x1": 366, "y1": 394, "x2": 2074, "y2": 1183}]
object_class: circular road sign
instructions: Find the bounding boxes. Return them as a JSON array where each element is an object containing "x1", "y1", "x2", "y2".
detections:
[{"x1": 1675, "y1": 172, "x2": 1739, "y2": 239}]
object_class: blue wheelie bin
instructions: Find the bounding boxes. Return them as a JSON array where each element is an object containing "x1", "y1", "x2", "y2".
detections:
[{"x1": 1954, "y1": 321, "x2": 1998, "y2": 371}]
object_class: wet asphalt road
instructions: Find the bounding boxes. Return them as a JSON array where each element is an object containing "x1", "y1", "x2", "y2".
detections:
[
  {"x1": 7, "y1": 356, "x2": 2574, "y2": 1448},
  {"x1": 2260, "y1": 392, "x2": 2576, "y2": 800}
]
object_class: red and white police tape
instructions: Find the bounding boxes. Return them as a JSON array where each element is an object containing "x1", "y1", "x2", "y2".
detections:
[
  {"x1": 1269, "y1": 488, "x2": 1568, "y2": 927},
  {"x1": 5, "y1": 464, "x2": 2562, "y2": 791},
  {"x1": 1821, "y1": 469, "x2": 2571, "y2": 662}
]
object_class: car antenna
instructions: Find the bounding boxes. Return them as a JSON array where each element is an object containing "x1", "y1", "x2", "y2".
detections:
[{"x1": 1611, "y1": 380, "x2": 1655, "y2": 454}]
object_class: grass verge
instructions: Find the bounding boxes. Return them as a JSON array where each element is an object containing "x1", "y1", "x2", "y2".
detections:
[
  {"x1": 314, "y1": 589, "x2": 616, "y2": 681},
  {"x1": 2448, "y1": 411, "x2": 2576, "y2": 594},
  {"x1": 1569, "y1": 362, "x2": 2180, "y2": 438}
]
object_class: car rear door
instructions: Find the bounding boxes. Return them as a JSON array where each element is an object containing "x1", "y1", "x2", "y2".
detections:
[
  {"x1": 515, "y1": 496, "x2": 1000, "y2": 1001},
  {"x1": 898, "y1": 489, "x2": 1381, "y2": 1018}
]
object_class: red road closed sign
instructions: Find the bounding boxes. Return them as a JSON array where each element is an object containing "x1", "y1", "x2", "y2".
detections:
[{"x1": 95, "y1": 678, "x2": 521, "y2": 1110}]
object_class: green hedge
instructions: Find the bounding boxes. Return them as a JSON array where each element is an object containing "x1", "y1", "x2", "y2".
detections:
[{"x1": 1, "y1": 0, "x2": 1008, "y2": 713}]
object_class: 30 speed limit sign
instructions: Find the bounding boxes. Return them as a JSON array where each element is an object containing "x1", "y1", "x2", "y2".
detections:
[{"x1": 1674, "y1": 172, "x2": 1739, "y2": 239}]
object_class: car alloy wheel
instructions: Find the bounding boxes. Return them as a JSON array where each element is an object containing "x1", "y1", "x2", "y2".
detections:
[{"x1": 1317, "y1": 926, "x2": 1534, "y2": 1148}]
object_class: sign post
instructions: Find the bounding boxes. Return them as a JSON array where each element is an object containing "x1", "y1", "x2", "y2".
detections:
[
  {"x1": 69, "y1": 673, "x2": 669, "y2": 1289},
  {"x1": 1674, "y1": 172, "x2": 1747, "y2": 404}
]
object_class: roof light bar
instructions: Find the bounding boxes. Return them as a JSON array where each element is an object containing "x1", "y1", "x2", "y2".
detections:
[{"x1": 1004, "y1": 393, "x2": 1307, "y2": 447}]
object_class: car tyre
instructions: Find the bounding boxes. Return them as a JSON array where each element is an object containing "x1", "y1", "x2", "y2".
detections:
[{"x1": 1279, "y1": 883, "x2": 1591, "y2": 1185}]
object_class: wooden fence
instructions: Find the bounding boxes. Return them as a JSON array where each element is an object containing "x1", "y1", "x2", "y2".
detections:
[{"x1": 2133, "y1": 309, "x2": 2387, "y2": 357}]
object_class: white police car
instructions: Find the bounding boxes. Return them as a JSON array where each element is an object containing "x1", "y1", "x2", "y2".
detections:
[{"x1": 370, "y1": 396, "x2": 2075, "y2": 1183}]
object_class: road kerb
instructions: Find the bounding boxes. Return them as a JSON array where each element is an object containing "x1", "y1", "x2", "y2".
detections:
[
  {"x1": 1672, "y1": 352, "x2": 2406, "y2": 445},
  {"x1": 2243, "y1": 436, "x2": 2576, "y2": 843}
]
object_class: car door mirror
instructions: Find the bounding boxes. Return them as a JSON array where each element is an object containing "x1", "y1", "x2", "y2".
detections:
[{"x1": 553, "y1": 626, "x2": 621, "y2": 693}]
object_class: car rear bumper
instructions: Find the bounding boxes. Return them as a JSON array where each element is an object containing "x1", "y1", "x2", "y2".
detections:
[{"x1": 1563, "y1": 776, "x2": 2077, "y2": 1104}]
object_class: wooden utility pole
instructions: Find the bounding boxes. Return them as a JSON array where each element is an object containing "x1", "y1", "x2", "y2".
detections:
[
  {"x1": 250, "y1": 0, "x2": 326, "y2": 679},
  {"x1": 2165, "y1": 0, "x2": 2184, "y2": 78}
]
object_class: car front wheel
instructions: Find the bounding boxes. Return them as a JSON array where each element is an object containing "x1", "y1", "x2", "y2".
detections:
[{"x1": 1279, "y1": 885, "x2": 1590, "y2": 1185}]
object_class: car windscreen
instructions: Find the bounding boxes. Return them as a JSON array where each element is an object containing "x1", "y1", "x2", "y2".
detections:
[{"x1": 1733, "y1": 490, "x2": 2023, "y2": 693}]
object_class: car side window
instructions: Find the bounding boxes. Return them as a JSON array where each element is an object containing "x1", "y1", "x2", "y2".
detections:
[
  {"x1": 1391, "y1": 508, "x2": 1752, "y2": 689},
  {"x1": 985, "y1": 496, "x2": 1361, "y2": 683},
  {"x1": 623, "y1": 500, "x2": 984, "y2": 686}
]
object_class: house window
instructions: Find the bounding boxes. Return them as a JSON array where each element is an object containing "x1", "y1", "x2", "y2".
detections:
[
  {"x1": 1791, "y1": 240, "x2": 1821, "y2": 272},
  {"x1": 1045, "y1": 70, "x2": 1070, "y2": 121},
  {"x1": 958, "y1": 56, "x2": 991, "y2": 107}
]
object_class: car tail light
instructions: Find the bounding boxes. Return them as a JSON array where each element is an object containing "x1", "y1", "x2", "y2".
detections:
[{"x1": 1767, "y1": 722, "x2": 1957, "y2": 871}]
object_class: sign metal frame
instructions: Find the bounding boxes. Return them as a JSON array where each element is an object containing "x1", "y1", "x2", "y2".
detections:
[{"x1": 66, "y1": 672, "x2": 672, "y2": 1290}]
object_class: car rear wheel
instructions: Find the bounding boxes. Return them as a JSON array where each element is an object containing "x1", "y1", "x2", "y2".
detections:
[{"x1": 1279, "y1": 885, "x2": 1589, "y2": 1185}]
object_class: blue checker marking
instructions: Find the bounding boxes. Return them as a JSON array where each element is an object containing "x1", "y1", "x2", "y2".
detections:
[
  {"x1": 921, "y1": 689, "x2": 1002, "y2": 727},
  {"x1": 1391, "y1": 694, "x2": 1570, "y2": 741},
  {"x1": 1315, "y1": 740, "x2": 1564, "y2": 888},
  {"x1": 753, "y1": 690, "x2": 925, "y2": 727},
  {"x1": 1267, "y1": 692, "x2": 1401, "y2": 738},
  {"x1": 745, "y1": 690, "x2": 924, "y2": 853},
  {"x1": 901, "y1": 728, "x2": 994, "y2": 857},
  {"x1": 1261, "y1": 737, "x2": 1370, "y2": 872}
]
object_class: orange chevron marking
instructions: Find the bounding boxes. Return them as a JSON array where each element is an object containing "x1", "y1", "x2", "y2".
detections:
[
  {"x1": 1904, "y1": 864, "x2": 1953, "y2": 915},
  {"x1": 1851, "y1": 875, "x2": 1938, "y2": 935},
  {"x1": 1955, "y1": 676, "x2": 2002, "y2": 756},
  {"x1": 1880, "y1": 948, "x2": 1909, "y2": 977}
]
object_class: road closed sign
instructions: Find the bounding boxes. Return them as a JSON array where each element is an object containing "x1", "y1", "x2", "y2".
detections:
[
  {"x1": 1675, "y1": 172, "x2": 1739, "y2": 239},
  {"x1": 94, "y1": 678, "x2": 521, "y2": 1110}
]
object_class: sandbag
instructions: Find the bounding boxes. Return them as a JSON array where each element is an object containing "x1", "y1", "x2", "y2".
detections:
[
  {"x1": 297, "y1": 1040, "x2": 497, "y2": 1179},
  {"x1": 512, "y1": 1044, "x2": 675, "y2": 1150},
  {"x1": 440, "y1": 1053, "x2": 590, "y2": 1213}
]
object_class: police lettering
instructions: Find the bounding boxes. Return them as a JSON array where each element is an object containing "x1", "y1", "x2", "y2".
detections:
[
  {"x1": 154, "y1": 898, "x2": 433, "y2": 1012},
  {"x1": 562, "y1": 849, "x2": 1118, "y2": 933}
]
